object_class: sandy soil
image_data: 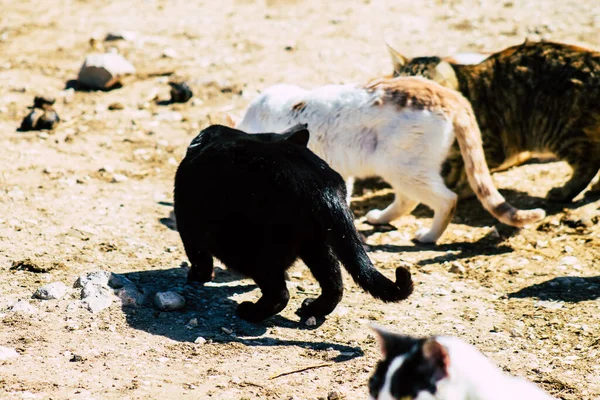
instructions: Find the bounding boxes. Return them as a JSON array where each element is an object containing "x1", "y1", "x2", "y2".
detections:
[{"x1": 0, "y1": 0, "x2": 599, "y2": 399}]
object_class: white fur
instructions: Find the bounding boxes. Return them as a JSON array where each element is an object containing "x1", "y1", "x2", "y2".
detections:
[
  {"x1": 236, "y1": 81, "x2": 458, "y2": 243},
  {"x1": 374, "y1": 337, "x2": 555, "y2": 400}
]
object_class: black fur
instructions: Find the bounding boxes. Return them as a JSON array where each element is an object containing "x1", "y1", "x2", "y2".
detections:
[
  {"x1": 369, "y1": 328, "x2": 449, "y2": 400},
  {"x1": 174, "y1": 124, "x2": 413, "y2": 322}
]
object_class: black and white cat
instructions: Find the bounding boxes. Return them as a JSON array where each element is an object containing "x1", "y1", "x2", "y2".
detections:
[
  {"x1": 368, "y1": 326, "x2": 556, "y2": 400},
  {"x1": 173, "y1": 124, "x2": 413, "y2": 322}
]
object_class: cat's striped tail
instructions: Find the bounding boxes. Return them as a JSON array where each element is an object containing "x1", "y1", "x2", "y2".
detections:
[
  {"x1": 452, "y1": 99, "x2": 546, "y2": 227},
  {"x1": 323, "y1": 191, "x2": 413, "y2": 302}
]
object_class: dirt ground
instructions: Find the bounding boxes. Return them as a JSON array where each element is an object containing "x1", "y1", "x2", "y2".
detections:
[{"x1": 1, "y1": 0, "x2": 599, "y2": 399}]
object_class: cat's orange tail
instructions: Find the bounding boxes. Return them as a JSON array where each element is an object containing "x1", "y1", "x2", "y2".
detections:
[{"x1": 451, "y1": 98, "x2": 546, "y2": 227}]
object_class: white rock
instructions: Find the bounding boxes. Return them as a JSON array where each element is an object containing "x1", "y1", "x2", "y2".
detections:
[
  {"x1": 448, "y1": 261, "x2": 465, "y2": 274},
  {"x1": 194, "y1": 336, "x2": 207, "y2": 345},
  {"x1": 0, "y1": 346, "x2": 19, "y2": 361},
  {"x1": 559, "y1": 256, "x2": 579, "y2": 266},
  {"x1": 74, "y1": 271, "x2": 111, "y2": 288},
  {"x1": 111, "y1": 173, "x2": 128, "y2": 183},
  {"x1": 305, "y1": 316, "x2": 317, "y2": 326},
  {"x1": 162, "y1": 48, "x2": 178, "y2": 58},
  {"x1": 34, "y1": 282, "x2": 68, "y2": 300},
  {"x1": 8, "y1": 300, "x2": 38, "y2": 314},
  {"x1": 154, "y1": 291, "x2": 186, "y2": 311},
  {"x1": 78, "y1": 53, "x2": 136, "y2": 90}
]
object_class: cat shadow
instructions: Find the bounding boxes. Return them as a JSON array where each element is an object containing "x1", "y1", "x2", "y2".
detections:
[
  {"x1": 508, "y1": 276, "x2": 600, "y2": 302},
  {"x1": 366, "y1": 228, "x2": 514, "y2": 266},
  {"x1": 118, "y1": 266, "x2": 363, "y2": 360}
]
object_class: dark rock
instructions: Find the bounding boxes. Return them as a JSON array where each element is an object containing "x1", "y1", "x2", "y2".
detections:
[{"x1": 169, "y1": 81, "x2": 193, "y2": 103}]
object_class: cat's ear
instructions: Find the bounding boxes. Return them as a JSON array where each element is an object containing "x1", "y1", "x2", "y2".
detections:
[
  {"x1": 370, "y1": 324, "x2": 398, "y2": 357},
  {"x1": 281, "y1": 123, "x2": 309, "y2": 146},
  {"x1": 386, "y1": 41, "x2": 408, "y2": 74},
  {"x1": 370, "y1": 324, "x2": 418, "y2": 358},
  {"x1": 432, "y1": 61, "x2": 459, "y2": 90},
  {"x1": 421, "y1": 338, "x2": 450, "y2": 381}
]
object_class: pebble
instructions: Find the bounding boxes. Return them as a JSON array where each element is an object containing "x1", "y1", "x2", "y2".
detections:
[
  {"x1": 77, "y1": 53, "x2": 136, "y2": 90},
  {"x1": 111, "y1": 173, "x2": 128, "y2": 183},
  {"x1": 74, "y1": 270, "x2": 111, "y2": 288},
  {"x1": 8, "y1": 300, "x2": 38, "y2": 314},
  {"x1": 187, "y1": 318, "x2": 198, "y2": 327},
  {"x1": 20, "y1": 107, "x2": 60, "y2": 131},
  {"x1": 33, "y1": 96, "x2": 56, "y2": 108},
  {"x1": 34, "y1": 281, "x2": 68, "y2": 300},
  {"x1": 194, "y1": 336, "x2": 207, "y2": 345},
  {"x1": 305, "y1": 316, "x2": 317, "y2": 326},
  {"x1": 162, "y1": 48, "x2": 178, "y2": 58},
  {"x1": 108, "y1": 102, "x2": 125, "y2": 110},
  {"x1": 448, "y1": 261, "x2": 465, "y2": 274},
  {"x1": 104, "y1": 30, "x2": 137, "y2": 42},
  {"x1": 168, "y1": 81, "x2": 193, "y2": 103},
  {"x1": 81, "y1": 283, "x2": 114, "y2": 313},
  {"x1": 0, "y1": 346, "x2": 19, "y2": 361},
  {"x1": 327, "y1": 390, "x2": 342, "y2": 400},
  {"x1": 153, "y1": 291, "x2": 186, "y2": 311},
  {"x1": 559, "y1": 256, "x2": 579, "y2": 266}
]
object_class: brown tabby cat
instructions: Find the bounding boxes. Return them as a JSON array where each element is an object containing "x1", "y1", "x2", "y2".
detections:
[{"x1": 386, "y1": 40, "x2": 600, "y2": 202}]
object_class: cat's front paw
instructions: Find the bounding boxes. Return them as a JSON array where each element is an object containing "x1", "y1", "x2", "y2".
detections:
[
  {"x1": 236, "y1": 301, "x2": 264, "y2": 322},
  {"x1": 187, "y1": 267, "x2": 214, "y2": 283},
  {"x1": 413, "y1": 228, "x2": 439, "y2": 244},
  {"x1": 366, "y1": 209, "x2": 386, "y2": 225}
]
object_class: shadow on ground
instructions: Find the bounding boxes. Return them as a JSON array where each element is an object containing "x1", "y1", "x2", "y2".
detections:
[
  {"x1": 508, "y1": 276, "x2": 600, "y2": 302},
  {"x1": 118, "y1": 266, "x2": 363, "y2": 361}
]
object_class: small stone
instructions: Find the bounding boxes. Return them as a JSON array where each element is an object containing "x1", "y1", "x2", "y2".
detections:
[
  {"x1": 99, "y1": 165, "x2": 114, "y2": 173},
  {"x1": 168, "y1": 81, "x2": 193, "y2": 103},
  {"x1": 69, "y1": 354, "x2": 84, "y2": 362},
  {"x1": 111, "y1": 173, "x2": 128, "y2": 183},
  {"x1": 11, "y1": 257, "x2": 64, "y2": 273},
  {"x1": 33, "y1": 96, "x2": 56, "y2": 108},
  {"x1": 34, "y1": 282, "x2": 68, "y2": 300},
  {"x1": 559, "y1": 256, "x2": 579, "y2": 266},
  {"x1": 448, "y1": 261, "x2": 465, "y2": 274},
  {"x1": 221, "y1": 327, "x2": 233, "y2": 335},
  {"x1": 327, "y1": 390, "x2": 342, "y2": 400},
  {"x1": 162, "y1": 48, "x2": 178, "y2": 58},
  {"x1": 77, "y1": 53, "x2": 136, "y2": 90},
  {"x1": 8, "y1": 300, "x2": 38, "y2": 314},
  {"x1": 108, "y1": 102, "x2": 125, "y2": 110},
  {"x1": 305, "y1": 316, "x2": 317, "y2": 326},
  {"x1": 187, "y1": 318, "x2": 198, "y2": 327},
  {"x1": 194, "y1": 336, "x2": 207, "y2": 345},
  {"x1": 153, "y1": 291, "x2": 186, "y2": 311},
  {"x1": 563, "y1": 245, "x2": 574, "y2": 254},
  {"x1": 74, "y1": 271, "x2": 111, "y2": 288},
  {"x1": 0, "y1": 346, "x2": 19, "y2": 361},
  {"x1": 104, "y1": 31, "x2": 137, "y2": 42}
]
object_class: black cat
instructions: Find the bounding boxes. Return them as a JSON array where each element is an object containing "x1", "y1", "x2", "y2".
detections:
[{"x1": 173, "y1": 124, "x2": 413, "y2": 322}]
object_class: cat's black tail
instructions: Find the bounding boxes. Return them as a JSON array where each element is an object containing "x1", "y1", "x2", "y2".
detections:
[{"x1": 324, "y1": 194, "x2": 413, "y2": 302}]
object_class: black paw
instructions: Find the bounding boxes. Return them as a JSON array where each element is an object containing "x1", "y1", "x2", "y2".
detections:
[
  {"x1": 187, "y1": 267, "x2": 214, "y2": 283},
  {"x1": 236, "y1": 301, "x2": 265, "y2": 322},
  {"x1": 297, "y1": 297, "x2": 336, "y2": 317}
]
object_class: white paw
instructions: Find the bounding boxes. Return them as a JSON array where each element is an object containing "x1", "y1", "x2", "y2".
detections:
[
  {"x1": 414, "y1": 227, "x2": 439, "y2": 244},
  {"x1": 366, "y1": 209, "x2": 384, "y2": 225}
]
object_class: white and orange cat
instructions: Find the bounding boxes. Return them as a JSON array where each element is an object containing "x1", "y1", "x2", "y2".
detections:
[{"x1": 234, "y1": 76, "x2": 545, "y2": 243}]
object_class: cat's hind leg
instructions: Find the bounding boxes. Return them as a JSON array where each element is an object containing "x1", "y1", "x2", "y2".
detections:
[
  {"x1": 236, "y1": 271, "x2": 290, "y2": 322},
  {"x1": 298, "y1": 243, "x2": 344, "y2": 317},
  {"x1": 391, "y1": 174, "x2": 457, "y2": 244},
  {"x1": 366, "y1": 195, "x2": 418, "y2": 225},
  {"x1": 548, "y1": 139, "x2": 600, "y2": 202}
]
